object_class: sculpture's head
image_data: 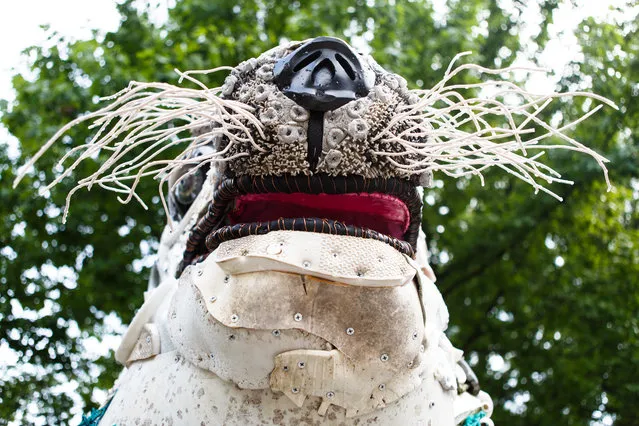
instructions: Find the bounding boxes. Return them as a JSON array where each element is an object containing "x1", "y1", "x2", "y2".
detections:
[
  {"x1": 14, "y1": 35, "x2": 613, "y2": 282},
  {"x1": 174, "y1": 37, "x2": 429, "y2": 275}
]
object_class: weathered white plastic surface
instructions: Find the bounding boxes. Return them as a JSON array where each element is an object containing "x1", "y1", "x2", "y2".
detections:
[
  {"x1": 167, "y1": 270, "x2": 329, "y2": 389},
  {"x1": 269, "y1": 348, "x2": 425, "y2": 417},
  {"x1": 215, "y1": 230, "x2": 416, "y2": 287},
  {"x1": 167, "y1": 257, "x2": 429, "y2": 414},
  {"x1": 105, "y1": 227, "x2": 492, "y2": 425},
  {"x1": 101, "y1": 350, "x2": 457, "y2": 425},
  {"x1": 115, "y1": 277, "x2": 177, "y2": 365},
  {"x1": 189, "y1": 253, "x2": 425, "y2": 374},
  {"x1": 125, "y1": 323, "x2": 161, "y2": 366}
]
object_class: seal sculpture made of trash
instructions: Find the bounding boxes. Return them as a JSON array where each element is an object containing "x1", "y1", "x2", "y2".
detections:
[{"x1": 14, "y1": 37, "x2": 615, "y2": 425}]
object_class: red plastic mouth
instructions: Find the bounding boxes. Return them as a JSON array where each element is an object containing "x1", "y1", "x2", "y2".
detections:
[
  {"x1": 228, "y1": 192, "x2": 410, "y2": 240},
  {"x1": 179, "y1": 175, "x2": 422, "y2": 273}
]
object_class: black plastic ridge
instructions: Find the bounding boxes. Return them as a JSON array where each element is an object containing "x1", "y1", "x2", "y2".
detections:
[{"x1": 307, "y1": 110, "x2": 325, "y2": 172}]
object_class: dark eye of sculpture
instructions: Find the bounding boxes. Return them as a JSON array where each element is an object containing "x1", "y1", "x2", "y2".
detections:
[
  {"x1": 168, "y1": 145, "x2": 214, "y2": 221},
  {"x1": 174, "y1": 168, "x2": 205, "y2": 205}
]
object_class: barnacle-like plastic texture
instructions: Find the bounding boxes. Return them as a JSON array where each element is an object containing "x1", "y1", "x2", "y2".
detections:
[{"x1": 220, "y1": 41, "x2": 421, "y2": 180}]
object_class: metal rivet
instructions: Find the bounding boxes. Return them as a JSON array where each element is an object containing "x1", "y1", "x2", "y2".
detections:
[
  {"x1": 326, "y1": 391, "x2": 335, "y2": 399},
  {"x1": 283, "y1": 366, "x2": 289, "y2": 371},
  {"x1": 412, "y1": 332, "x2": 419, "y2": 340},
  {"x1": 291, "y1": 387, "x2": 299, "y2": 394},
  {"x1": 224, "y1": 275, "x2": 230, "y2": 283},
  {"x1": 209, "y1": 353, "x2": 215, "y2": 359},
  {"x1": 420, "y1": 344, "x2": 425, "y2": 353},
  {"x1": 209, "y1": 296, "x2": 217, "y2": 303},
  {"x1": 429, "y1": 401, "x2": 435, "y2": 408},
  {"x1": 294, "y1": 313, "x2": 303, "y2": 321},
  {"x1": 297, "y1": 361, "x2": 306, "y2": 369},
  {"x1": 145, "y1": 336, "x2": 151, "y2": 343},
  {"x1": 302, "y1": 261, "x2": 311, "y2": 268},
  {"x1": 272, "y1": 329, "x2": 281, "y2": 337},
  {"x1": 408, "y1": 361, "x2": 414, "y2": 368},
  {"x1": 380, "y1": 353, "x2": 389, "y2": 362},
  {"x1": 346, "y1": 327, "x2": 355, "y2": 335},
  {"x1": 378, "y1": 384, "x2": 386, "y2": 391},
  {"x1": 231, "y1": 314, "x2": 239, "y2": 322},
  {"x1": 197, "y1": 269, "x2": 203, "y2": 276}
]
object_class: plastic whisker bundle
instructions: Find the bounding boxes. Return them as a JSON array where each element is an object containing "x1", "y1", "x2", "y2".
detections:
[
  {"x1": 373, "y1": 52, "x2": 617, "y2": 200},
  {"x1": 13, "y1": 52, "x2": 616, "y2": 222},
  {"x1": 14, "y1": 68, "x2": 263, "y2": 222}
]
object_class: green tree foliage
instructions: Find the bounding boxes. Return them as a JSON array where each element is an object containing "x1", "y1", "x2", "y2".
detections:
[{"x1": 1, "y1": 1, "x2": 637, "y2": 424}]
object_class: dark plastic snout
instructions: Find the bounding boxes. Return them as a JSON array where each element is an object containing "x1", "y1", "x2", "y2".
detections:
[{"x1": 273, "y1": 37, "x2": 375, "y2": 112}]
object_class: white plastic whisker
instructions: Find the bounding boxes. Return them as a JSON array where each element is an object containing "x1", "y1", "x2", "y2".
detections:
[
  {"x1": 370, "y1": 55, "x2": 613, "y2": 194},
  {"x1": 13, "y1": 69, "x2": 265, "y2": 222}
]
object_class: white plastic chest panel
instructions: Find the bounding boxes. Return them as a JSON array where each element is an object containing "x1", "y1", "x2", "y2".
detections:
[
  {"x1": 185, "y1": 253, "x2": 426, "y2": 373},
  {"x1": 269, "y1": 348, "x2": 424, "y2": 417},
  {"x1": 214, "y1": 230, "x2": 416, "y2": 287},
  {"x1": 167, "y1": 276, "x2": 328, "y2": 389},
  {"x1": 100, "y1": 350, "x2": 457, "y2": 426},
  {"x1": 107, "y1": 229, "x2": 491, "y2": 424}
]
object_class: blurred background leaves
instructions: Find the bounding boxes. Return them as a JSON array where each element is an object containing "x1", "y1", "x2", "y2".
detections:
[{"x1": 0, "y1": 0, "x2": 637, "y2": 424}]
